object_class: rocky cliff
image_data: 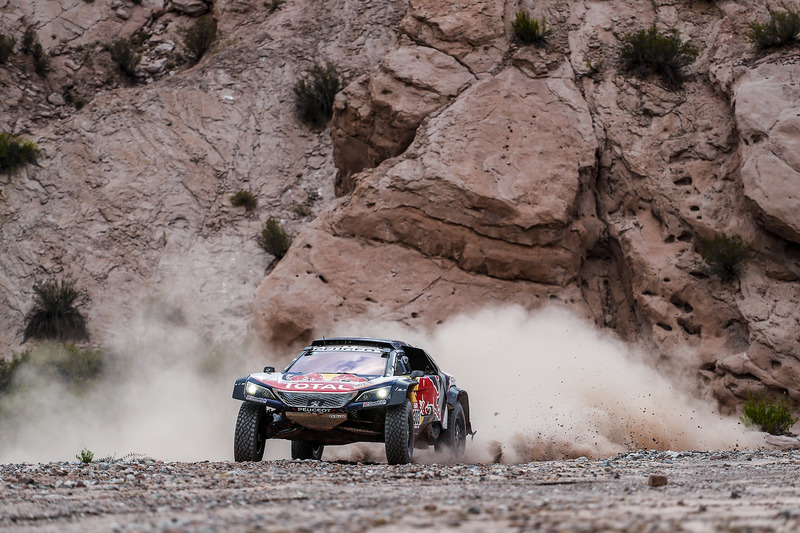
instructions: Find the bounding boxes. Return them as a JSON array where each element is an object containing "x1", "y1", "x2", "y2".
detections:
[{"x1": 2, "y1": 0, "x2": 800, "y2": 414}]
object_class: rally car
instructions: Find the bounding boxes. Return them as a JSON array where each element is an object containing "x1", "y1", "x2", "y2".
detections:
[{"x1": 232, "y1": 337, "x2": 472, "y2": 464}]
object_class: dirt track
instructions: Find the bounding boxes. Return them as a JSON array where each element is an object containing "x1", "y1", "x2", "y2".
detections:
[{"x1": 2, "y1": 450, "x2": 800, "y2": 532}]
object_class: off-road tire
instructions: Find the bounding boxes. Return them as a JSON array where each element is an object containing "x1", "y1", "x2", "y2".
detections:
[
  {"x1": 385, "y1": 399, "x2": 414, "y2": 465},
  {"x1": 435, "y1": 401, "x2": 466, "y2": 458},
  {"x1": 234, "y1": 403, "x2": 268, "y2": 462},
  {"x1": 291, "y1": 441, "x2": 324, "y2": 460}
]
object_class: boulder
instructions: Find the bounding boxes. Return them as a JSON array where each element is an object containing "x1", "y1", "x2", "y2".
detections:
[
  {"x1": 735, "y1": 63, "x2": 800, "y2": 244},
  {"x1": 171, "y1": 0, "x2": 209, "y2": 16}
]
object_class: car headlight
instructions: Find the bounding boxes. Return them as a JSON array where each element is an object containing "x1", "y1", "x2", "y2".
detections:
[
  {"x1": 355, "y1": 386, "x2": 392, "y2": 403},
  {"x1": 245, "y1": 380, "x2": 276, "y2": 400}
]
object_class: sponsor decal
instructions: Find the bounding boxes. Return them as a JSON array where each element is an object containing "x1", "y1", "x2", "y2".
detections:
[
  {"x1": 283, "y1": 382, "x2": 358, "y2": 391},
  {"x1": 360, "y1": 400, "x2": 387, "y2": 408},
  {"x1": 245, "y1": 395, "x2": 269, "y2": 404},
  {"x1": 297, "y1": 407, "x2": 333, "y2": 413}
]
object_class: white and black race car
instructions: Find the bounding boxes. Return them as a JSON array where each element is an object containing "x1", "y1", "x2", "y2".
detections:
[{"x1": 232, "y1": 337, "x2": 472, "y2": 464}]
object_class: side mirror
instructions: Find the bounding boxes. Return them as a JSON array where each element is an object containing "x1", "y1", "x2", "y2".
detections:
[
  {"x1": 263, "y1": 366, "x2": 275, "y2": 373},
  {"x1": 410, "y1": 370, "x2": 424, "y2": 379}
]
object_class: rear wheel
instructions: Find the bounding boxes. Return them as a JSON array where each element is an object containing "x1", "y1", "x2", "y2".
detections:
[
  {"x1": 234, "y1": 403, "x2": 268, "y2": 462},
  {"x1": 435, "y1": 401, "x2": 466, "y2": 459},
  {"x1": 385, "y1": 399, "x2": 414, "y2": 465},
  {"x1": 291, "y1": 441, "x2": 324, "y2": 460}
]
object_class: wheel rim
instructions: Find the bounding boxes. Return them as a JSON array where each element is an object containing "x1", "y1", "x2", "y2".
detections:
[{"x1": 454, "y1": 417, "x2": 465, "y2": 453}]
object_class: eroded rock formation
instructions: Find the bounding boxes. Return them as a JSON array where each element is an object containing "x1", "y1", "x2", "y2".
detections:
[{"x1": 256, "y1": 0, "x2": 800, "y2": 414}]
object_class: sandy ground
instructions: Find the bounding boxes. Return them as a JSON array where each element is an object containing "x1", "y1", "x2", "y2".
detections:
[{"x1": 2, "y1": 450, "x2": 800, "y2": 532}]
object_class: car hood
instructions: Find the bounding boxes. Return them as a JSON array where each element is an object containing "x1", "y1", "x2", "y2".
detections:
[{"x1": 249, "y1": 372, "x2": 393, "y2": 392}]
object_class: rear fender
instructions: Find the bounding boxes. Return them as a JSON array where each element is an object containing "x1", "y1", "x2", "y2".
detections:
[{"x1": 447, "y1": 387, "x2": 474, "y2": 436}]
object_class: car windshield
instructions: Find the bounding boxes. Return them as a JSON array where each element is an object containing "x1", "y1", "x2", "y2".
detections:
[{"x1": 286, "y1": 349, "x2": 387, "y2": 376}]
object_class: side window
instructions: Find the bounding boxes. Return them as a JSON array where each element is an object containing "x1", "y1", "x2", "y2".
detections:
[
  {"x1": 406, "y1": 347, "x2": 438, "y2": 375},
  {"x1": 394, "y1": 354, "x2": 410, "y2": 375}
]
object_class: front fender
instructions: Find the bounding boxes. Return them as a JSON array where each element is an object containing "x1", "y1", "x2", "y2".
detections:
[
  {"x1": 386, "y1": 378, "x2": 417, "y2": 406},
  {"x1": 232, "y1": 377, "x2": 247, "y2": 401}
]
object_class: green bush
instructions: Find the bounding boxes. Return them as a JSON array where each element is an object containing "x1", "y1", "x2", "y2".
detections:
[
  {"x1": 0, "y1": 132, "x2": 40, "y2": 174},
  {"x1": 181, "y1": 16, "x2": 217, "y2": 64},
  {"x1": 23, "y1": 280, "x2": 89, "y2": 343},
  {"x1": 21, "y1": 27, "x2": 37, "y2": 54},
  {"x1": 620, "y1": 24, "x2": 698, "y2": 89},
  {"x1": 0, "y1": 34, "x2": 15, "y2": 63},
  {"x1": 741, "y1": 392, "x2": 798, "y2": 435},
  {"x1": 76, "y1": 448, "x2": 94, "y2": 463},
  {"x1": 747, "y1": 10, "x2": 800, "y2": 50},
  {"x1": 294, "y1": 61, "x2": 344, "y2": 126},
  {"x1": 55, "y1": 344, "x2": 105, "y2": 388},
  {"x1": 0, "y1": 351, "x2": 30, "y2": 395},
  {"x1": 230, "y1": 190, "x2": 258, "y2": 211},
  {"x1": 700, "y1": 234, "x2": 752, "y2": 282},
  {"x1": 265, "y1": 0, "x2": 285, "y2": 13},
  {"x1": 257, "y1": 217, "x2": 292, "y2": 260},
  {"x1": 109, "y1": 38, "x2": 141, "y2": 78},
  {"x1": 512, "y1": 10, "x2": 548, "y2": 45},
  {"x1": 31, "y1": 42, "x2": 50, "y2": 75}
]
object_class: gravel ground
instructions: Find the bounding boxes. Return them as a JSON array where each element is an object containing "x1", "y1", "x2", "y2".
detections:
[{"x1": 2, "y1": 450, "x2": 800, "y2": 532}]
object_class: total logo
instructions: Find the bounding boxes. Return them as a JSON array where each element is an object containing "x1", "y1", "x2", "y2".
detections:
[{"x1": 283, "y1": 382, "x2": 357, "y2": 391}]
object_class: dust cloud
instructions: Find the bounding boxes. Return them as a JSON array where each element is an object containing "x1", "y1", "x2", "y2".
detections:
[
  {"x1": 0, "y1": 305, "x2": 252, "y2": 464},
  {"x1": 341, "y1": 305, "x2": 763, "y2": 462},
  {"x1": 0, "y1": 304, "x2": 763, "y2": 464}
]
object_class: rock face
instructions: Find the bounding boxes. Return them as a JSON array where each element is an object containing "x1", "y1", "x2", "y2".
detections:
[
  {"x1": 735, "y1": 63, "x2": 800, "y2": 244},
  {"x1": 0, "y1": 0, "x2": 406, "y2": 347},
  {"x1": 257, "y1": 0, "x2": 800, "y2": 414},
  {"x1": 3, "y1": 0, "x2": 800, "y2": 417}
]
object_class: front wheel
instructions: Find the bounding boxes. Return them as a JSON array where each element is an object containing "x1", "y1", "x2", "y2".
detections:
[
  {"x1": 435, "y1": 401, "x2": 466, "y2": 459},
  {"x1": 291, "y1": 441, "x2": 324, "y2": 460},
  {"x1": 385, "y1": 399, "x2": 414, "y2": 465},
  {"x1": 234, "y1": 403, "x2": 268, "y2": 462}
]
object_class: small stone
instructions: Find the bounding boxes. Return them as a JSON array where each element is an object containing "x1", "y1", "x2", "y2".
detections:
[
  {"x1": 172, "y1": 0, "x2": 209, "y2": 16},
  {"x1": 115, "y1": 7, "x2": 131, "y2": 20},
  {"x1": 467, "y1": 506, "x2": 481, "y2": 514},
  {"x1": 48, "y1": 93, "x2": 66, "y2": 106},
  {"x1": 423, "y1": 503, "x2": 437, "y2": 511},
  {"x1": 648, "y1": 474, "x2": 668, "y2": 487}
]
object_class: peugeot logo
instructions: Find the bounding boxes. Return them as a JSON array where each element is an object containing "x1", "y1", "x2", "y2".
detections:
[{"x1": 309, "y1": 400, "x2": 321, "y2": 407}]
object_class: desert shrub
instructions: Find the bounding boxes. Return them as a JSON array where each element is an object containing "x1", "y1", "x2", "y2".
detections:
[
  {"x1": 76, "y1": 448, "x2": 94, "y2": 463},
  {"x1": 23, "y1": 279, "x2": 89, "y2": 343},
  {"x1": 620, "y1": 24, "x2": 698, "y2": 89},
  {"x1": 700, "y1": 234, "x2": 752, "y2": 282},
  {"x1": 31, "y1": 42, "x2": 50, "y2": 75},
  {"x1": 294, "y1": 61, "x2": 344, "y2": 126},
  {"x1": 0, "y1": 132, "x2": 40, "y2": 173},
  {"x1": 230, "y1": 190, "x2": 258, "y2": 211},
  {"x1": 741, "y1": 393, "x2": 798, "y2": 435},
  {"x1": 0, "y1": 351, "x2": 30, "y2": 395},
  {"x1": 109, "y1": 38, "x2": 141, "y2": 78},
  {"x1": 293, "y1": 203, "x2": 312, "y2": 218},
  {"x1": 181, "y1": 16, "x2": 217, "y2": 64},
  {"x1": 55, "y1": 343, "x2": 105, "y2": 388},
  {"x1": 512, "y1": 10, "x2": 548, "y2": 45},
  {"x1": 21, "y1": 27, "x2": 37, "y2": 54},
  {"x1": 265, "y1": 0, "x2": 285, "y2": 13},
  {"x1": 257, "y1": 217, "x2": 292, "y2": 260},
  {"x1": 0, "y1": 34, "x2": 15, "y2": 63},
  {"x1": 747, "y1": 10, "x2": 800, "y2": 50}
]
